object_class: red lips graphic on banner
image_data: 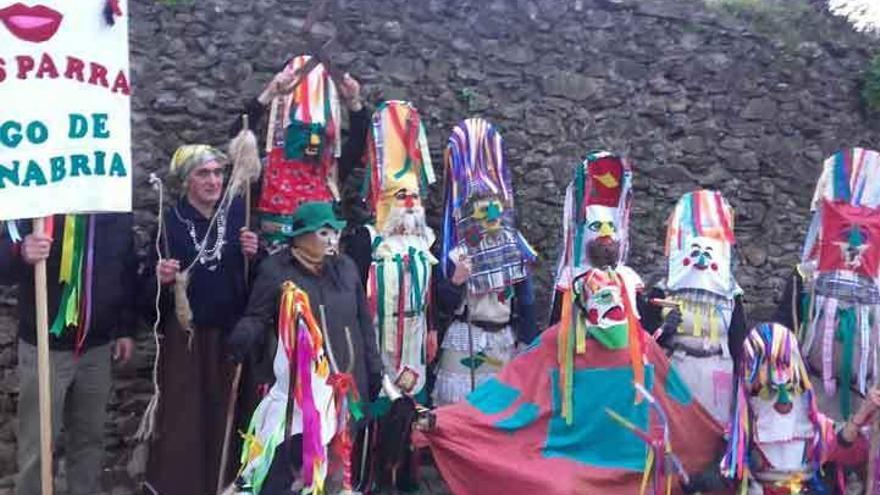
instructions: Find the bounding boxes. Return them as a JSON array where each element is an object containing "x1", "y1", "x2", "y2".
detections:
[
  {"x1": 818, "y1": 200, "x2": 880, "y2": 280},
  {"x1": 0, "y1": 3, "x2": 63, "y2": 43}
]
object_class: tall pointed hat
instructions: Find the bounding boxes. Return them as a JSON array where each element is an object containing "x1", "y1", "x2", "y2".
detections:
[
  {"x1": 554, "y1": 151, "x2": 633, "y2": 291},
  {"x1": 664, "y1": 190, "x2": 738, "y2": 298},
  {"x1": 364, "y1": 100, "x2": 435, "y2": 233},
  {"x1": 442, "y1": 118, "x2": 536, "y2": 294},
  {"x1": 797, "y1": 148, "x2": 880, "y2": 418},
  {"x1": 258, "y1": 55, "x2": 342, "y2": 240}
]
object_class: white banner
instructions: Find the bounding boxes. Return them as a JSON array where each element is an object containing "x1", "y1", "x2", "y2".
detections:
[{"x1": 0, "y1": 0, "x2": 132, "y2": 220}]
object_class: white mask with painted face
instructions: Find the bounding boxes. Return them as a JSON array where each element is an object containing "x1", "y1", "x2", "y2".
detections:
[
  {"x1": 668, "y1": 236, "x2": 732, "y2": 296},
  {"x1": 750, "y1": 394, "x2": 814, "y2": 471},
  {"x1": 315, "y1": 226, "x2": 340, "y2": 256},
  {"x1": 584, "y1": 205, "x2": 619, "y2": 244}
]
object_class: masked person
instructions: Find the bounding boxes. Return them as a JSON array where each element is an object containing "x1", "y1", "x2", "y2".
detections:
[
  {"x1": 227, "y1": 201, "x2": 383, "y2": 494},
  {"x1": 550, "y1": 151, "x2": 640, "y2": 326},
  {"x1": 230, "y1": 56, "x2": 369, "y2": 254},
  {"x1": 362, "y1": 101, "x2": 437, "y2": 403},
  {"x1": 140, "y1": 145, "x2": 259, "y2": 494},
  {"x1": 774, "y1": 148, "x2": 880, "y2": 421},
  {"x1": 640, "y1": 190, "x2": 746, "y2": 424},
  {"x1": 682, "y1": 322, "x2": 879, "y2": 495},
  {"x1": 417, "y1": 267, "x2": 725, "y2": 494},
  {"x1": 433, "y1": 118, "x2": 538, "y2": 406}
]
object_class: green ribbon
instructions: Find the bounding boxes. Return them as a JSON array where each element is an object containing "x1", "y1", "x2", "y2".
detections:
[
  {"x1": 51, "y1": 216, "x2": 85, "y2": 336},
  {"x1": 407, "y1": 247, "x2": 422, "y2": 312},
  {"x1": 393, "y1": 156, "x2": 413, "y2": 180},
  {"x1": 799, "y1": 291, "x2": 812, "y2": 338},
  {"x1": 572, "y1": 162, "x2": 587, "y2": 268},
  {"x1": 348, "y1": 396, "x2": 365, "y2": 422},
  {"x1": 376, "y1": 262, "x2": 386, "y2": 348},
  {"x1": 368, "y1": 396, "x2": 392, "y2": 418},
  {"x1": 837, "y1": 307, "x2": 856, "y2": 419}
]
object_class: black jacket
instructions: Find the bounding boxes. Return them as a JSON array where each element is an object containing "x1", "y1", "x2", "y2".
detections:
[
  {"x1": 228, "y1": 251, "x2": 383, "y2": 401},
  {"x1": 0, "y1": 214, "x2": 137, "y2": 351},
  {"x1": 773, "y1": 266, "x2": 804, "y2": 332}
]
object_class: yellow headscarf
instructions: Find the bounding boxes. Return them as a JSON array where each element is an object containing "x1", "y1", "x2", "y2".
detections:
[{"x1": 169, "y1": 144, "x2": 228, "y2": 181}]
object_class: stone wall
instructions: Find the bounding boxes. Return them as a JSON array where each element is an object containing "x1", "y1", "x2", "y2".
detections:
[{"x1": 1, "y1": 0, "x2": 879, "y2": 492}]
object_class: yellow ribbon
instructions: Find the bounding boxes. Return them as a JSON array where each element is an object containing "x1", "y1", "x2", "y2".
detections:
[
  {"x1": 692, "y1": 303, "x2": 703, "y2": 338},
  {"x1": 58, "y1": 215, "x2": 76, "y2": 282},
  {"x1": 640, "y1": 449, "x2": 654, "y2": 495},
  {"x1": 709, "y1": 307, "x2": 719, "y2": 344},
  {"x1": 575, "y1": 312, "x2": 587, "y2": 354}
]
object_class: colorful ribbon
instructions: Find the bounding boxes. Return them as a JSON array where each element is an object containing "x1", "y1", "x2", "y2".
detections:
[{"x1": 51, "y1": 215, "x2": 91, "y2": 338}]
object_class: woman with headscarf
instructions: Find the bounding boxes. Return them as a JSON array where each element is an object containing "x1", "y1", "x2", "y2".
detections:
[{"x1": 141, "y1": 145, "x2": 260, "y2": 495}]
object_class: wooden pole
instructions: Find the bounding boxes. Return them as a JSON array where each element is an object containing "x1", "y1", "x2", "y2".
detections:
[
  {"x1": 244, "y1": 186, "x2": 251, "y2": 284},
  {"x1": 33, "y1": 217, "x2": 53, "y2": 495},
  {"x1": 216, "y1": 363, "x2": 242, "y2": 495}
]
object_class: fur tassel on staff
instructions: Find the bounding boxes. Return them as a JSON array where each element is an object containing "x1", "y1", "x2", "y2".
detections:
[
  {"x1": 228, "y1": 115, "x2": 262, "y2": 199},
  {"x1": 228, "y1": 114, "x2": 262, "y2": 281},
  {"x1": 216, "y1": 114, "x2": 262, "y2": 495}
]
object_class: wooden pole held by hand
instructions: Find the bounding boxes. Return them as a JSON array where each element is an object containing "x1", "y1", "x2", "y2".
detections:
[
  {"x1": 33, "y1": 217, "x2": 54, "y2": 495},
  {"x1": 216, "y1": 363, "x2": 243, "y2": 495}
]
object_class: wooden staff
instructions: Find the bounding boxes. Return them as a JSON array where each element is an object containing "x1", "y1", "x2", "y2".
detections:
[
  {"x1": 33, "y1": 217, "x2": 53, "y2": 495},
  {"x1": 649, "y1": 298, "x2": 680, "y2": 309},
  {"x1": 240, "y1": 113, "x2": 253, "y2": 285},
  {"x1": 216, "y1": 363, "x2": 242, "y2": 495}
]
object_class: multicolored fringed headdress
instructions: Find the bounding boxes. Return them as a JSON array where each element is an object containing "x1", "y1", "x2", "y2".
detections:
[
  {"x1": 554, "y1": 151, "x2": 633, "y2": 290},
  {"x1": 258, "y1": 55, "x2": 342, "y2": 241},
  {"x1": 556, "y1": 268, "x2": 645, "y2": 425},
  {"x1": 721, "y1": 323, "x2": 825, "y2": 489},
  {"x1": 441, "y1": 118, "x2": 536, "y2": 294},
  {"x1": 364, "y1": 100, "x2": 435, "y2": 233},
  {"x1": 798, "y1": 148, "x2": 880, "y2": 418},
  {"x1": 665, "y1": 190, "x2": 738, "y2": 298}
]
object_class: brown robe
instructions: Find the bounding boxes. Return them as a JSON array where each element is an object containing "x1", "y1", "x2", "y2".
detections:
[{"x1": 145, "y1": 318, "x2": 234, "y2": 495}]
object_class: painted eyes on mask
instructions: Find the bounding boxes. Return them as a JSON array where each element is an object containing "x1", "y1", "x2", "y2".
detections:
[
  {"x1": 683, "y1": 243, "x2": 718, "y2": 271},
  {"x1": 595, "y1": 292, "x2": 614, "y2": 305},
  {"x1": 749, "y1": 382, "x2": 795, "y2": 397},
  {"x1": 316, "y1": 227, "x2": 338, "y2": 239},
  {"x1": 472, "y1": 200, "x2": 503, "y2": 221},
  {"x1": 588, "y1": 221, "x2": 616, "y2": 233}
]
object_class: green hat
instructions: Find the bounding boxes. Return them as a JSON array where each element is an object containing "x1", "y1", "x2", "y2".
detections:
[{"x1": 287, "y1": 201, "x2": 346, "y2": 238}]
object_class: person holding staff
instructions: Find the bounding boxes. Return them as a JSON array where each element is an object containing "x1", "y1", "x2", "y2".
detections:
[
  {"x1": 140, "y1": 145, "x2": 259, "y2": 495},
  {"x1": 0, "y1": 213, "x2": 137, "y2": 495}
]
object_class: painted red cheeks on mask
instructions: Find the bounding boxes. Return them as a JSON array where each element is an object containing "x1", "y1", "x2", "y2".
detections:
[
  {"x1": 682, "y1": 258, "x2": 691, "y2": 267},
  {"x1": 587, "y1": 309, "x2": 599, "y2": 324},
  {"x1": 605, "y1": 307, "x2": 624, "y2": 320}
]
